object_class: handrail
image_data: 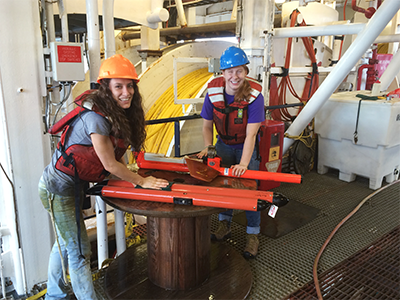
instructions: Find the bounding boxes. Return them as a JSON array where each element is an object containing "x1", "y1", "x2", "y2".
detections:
[
  {"x1": 145, "y1": 113, "x2": 202, "y2": 125},
  {"x1": 145, "y1": 114, "x2": 202, "y2": 156}
]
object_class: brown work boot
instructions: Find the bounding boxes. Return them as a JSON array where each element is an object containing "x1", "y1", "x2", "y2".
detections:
[
  {"x1": 211, "y1": 220, "x2": 231, "y2": 241},
  {"x1": 243, "y1": 234, "x2": 259, "y2": 259}
]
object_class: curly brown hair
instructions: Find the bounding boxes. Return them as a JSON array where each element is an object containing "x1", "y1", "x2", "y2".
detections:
[{"x1": 83, "y1": 79, "x2": 146, "y2": 152}]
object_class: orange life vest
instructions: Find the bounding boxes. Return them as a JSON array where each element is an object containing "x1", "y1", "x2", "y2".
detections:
[
  {"x1": 48, "y1": 90, "x2": 128, "y2": 182},
  {"x1": 208, "y1": 76, "x2": 262, "y2": 145}
]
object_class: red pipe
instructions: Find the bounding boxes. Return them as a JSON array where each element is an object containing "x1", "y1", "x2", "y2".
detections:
[
  {"x1": 356, "y1": 47, "x2": 378, "y2": 90},
  {"x1": 357, "y1": 64, "x2": 370, "y2": 90},
  {"x1": 351, "y1": 0, "x2": 376, "y2": 19}
]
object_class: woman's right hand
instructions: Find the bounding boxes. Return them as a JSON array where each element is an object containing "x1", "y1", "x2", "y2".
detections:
[
  {"x1": 196, "y1": 148, "x2": 209, "y2": 159},
  {"x1": 139, "y1": 176, "x2": 169, "y2": 190}
]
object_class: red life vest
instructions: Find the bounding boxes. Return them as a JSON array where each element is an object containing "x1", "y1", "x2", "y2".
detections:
[
  {"x1": 208, "y1": 76, "x2": 262, "y2": 145},
  {"x1": 48, "y1": 90, "x2": 128, "y2": 182}
]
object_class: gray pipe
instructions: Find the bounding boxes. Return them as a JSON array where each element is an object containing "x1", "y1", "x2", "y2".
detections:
[
  {"x1": 85, "y1": 0, "x2": 101, "y2": 86},
  {"x1": 102, "y1": 0, "x2": 116, "y2": 58}
]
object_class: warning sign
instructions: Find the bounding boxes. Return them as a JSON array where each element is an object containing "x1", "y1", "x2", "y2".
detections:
[{"x1": 57, "y1": 45, "x2": 82, "y2": 63}]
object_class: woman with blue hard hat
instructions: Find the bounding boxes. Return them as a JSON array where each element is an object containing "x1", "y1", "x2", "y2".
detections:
[{"x1": 197, "y1": 46, "x2": 265, "y2": 258}]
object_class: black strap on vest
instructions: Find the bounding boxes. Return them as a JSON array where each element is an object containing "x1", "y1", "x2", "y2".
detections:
[
  {"x1": 212, "y1": 105, "x2": 239, "y2": 114},
  {"x1": 218, "y1": 132, "x2": 238, "y2": 142},
  {"x1": 73, "y1": 165, "x2": 86, "y2": 260}
]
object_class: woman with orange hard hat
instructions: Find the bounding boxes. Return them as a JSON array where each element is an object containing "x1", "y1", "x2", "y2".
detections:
[{"x1": 38, "y1": 54, "x2": 168, "y2": 300}]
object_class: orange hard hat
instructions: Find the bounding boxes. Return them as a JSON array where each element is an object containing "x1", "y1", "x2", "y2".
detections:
[{"x1": 97, "y1": 54, "x2": 139, "y2": 83}]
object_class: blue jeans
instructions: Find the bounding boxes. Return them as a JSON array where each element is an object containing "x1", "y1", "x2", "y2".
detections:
[
  {"x1": 215, "y1": 139, "x2": 261, "y2": 235},
  {"x1": 39, "y1": 177, "x2": 98, "y2": 300}
]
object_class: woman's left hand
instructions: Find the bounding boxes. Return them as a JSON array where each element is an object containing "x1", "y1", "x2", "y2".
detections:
[
  {"x1": 140, "y1": 176, "x2": 169, "y2": 190},
  {"x1": 231, "y1": 164, "x2": 248, "y2": 177}
]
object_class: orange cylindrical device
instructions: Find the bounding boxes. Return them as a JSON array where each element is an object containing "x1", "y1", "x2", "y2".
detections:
[
  {"x1": 100, "y1": 185, "x2": 265, "y2": 211},
  {"x1": 107, "y1": 179, "x2": 274, "y2": 202},
  {"x1": 135, "y1": 151, "x2": 189, "y2": 173},
  {"x1": 219, "y1": 168, "x2": 302, "y2": 184},
  {"x1": 104, "y1": 180, "x2": 289, "y2": 207}
]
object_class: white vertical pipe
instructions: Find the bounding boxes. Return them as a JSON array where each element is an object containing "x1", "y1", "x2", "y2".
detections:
[
  {"x1": 377, "y1": 49, "x2": 400, "y2": 92},
  {"x1": 57, "y1": 0, "x2": 69, "y2": 42},
  {"x1": 45, "y1": 1, "x2": 56, "y2": 45},
  {"x1": 175, "y1": 0, "x2": 187, "y2": 27},
  {"x1": 45, "y1": 0, "x2": 61, "y2": 110},
  {"x1": 95, "y1": 196, "x2": 108, "y2": 269},
  {"x1": 57, "y1": 0, "x2": 75, "y2": 111},
  {"x1": 114, "y1": 210, "x2": 126, "y2": 256},
  {"x1": 87, "y1": 0, "x2": 106, "y2": 268},
  {"x1": 283, "y1": 0, "x2": 400, "y2": 154},
  {"x1": 102, "y1": 0, "x2": 116, "y2": 58},
  {"x1": 240, "y1": 0, "x2": 267, "y2": 79},
  {"x1": 262, "y1": 0, "x2": 275, "y2": 108},
  {"x1": 85, "y1": 0, "x2": 101, "y2": 86},
  {"x1": 102, "y1": 0, "x2": 126, "y2": 256}
]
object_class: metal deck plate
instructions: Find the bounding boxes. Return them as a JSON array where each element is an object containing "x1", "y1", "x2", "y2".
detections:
[
  {"x1": 92, "y1": 170, "x2": 400, "y2": 300},
  {"x1": 286, "y1": 226, "x2": 399, "y2": 299}
]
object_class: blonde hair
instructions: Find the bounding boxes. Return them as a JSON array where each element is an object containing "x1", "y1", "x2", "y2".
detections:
[{"x1": 234, "y1": 65, "x2": 251, "y2": 102}]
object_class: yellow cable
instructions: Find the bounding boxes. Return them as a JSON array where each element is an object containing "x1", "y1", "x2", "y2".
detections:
[
  {"x1": 26, "y1": 289, "x2": 47, "y2": 300},
  {"x1": 144, "y1": 68, "x2": 212, "y2": 155}
]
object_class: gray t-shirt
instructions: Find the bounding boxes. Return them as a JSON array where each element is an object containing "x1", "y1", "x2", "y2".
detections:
[{"x1": 42, "y1": 110, "x2": 111, "y2": 196}]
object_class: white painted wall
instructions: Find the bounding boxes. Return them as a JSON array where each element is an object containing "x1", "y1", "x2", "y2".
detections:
[
  {"x1": 239, "y1": 0, "x2": 263, "y2": 78},
  {"x1": 0, "y1": 0, "x2": 53, "y2": 294},
  {"x1": 52, "y1": 0, "x2": 168, "y2": 30}
]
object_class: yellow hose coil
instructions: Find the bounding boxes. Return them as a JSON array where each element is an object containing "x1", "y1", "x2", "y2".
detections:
[{"x1": 144, "y1": 68, "x2": 212, "y2": 155}]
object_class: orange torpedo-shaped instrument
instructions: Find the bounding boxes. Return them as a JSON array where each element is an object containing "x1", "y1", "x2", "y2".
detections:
[
  {"x1": 135, "y1": 151, "x2": 302, "y2": 184},
  {"x1": 87, "y1": 179, "x2": 289, "y2": 211}
]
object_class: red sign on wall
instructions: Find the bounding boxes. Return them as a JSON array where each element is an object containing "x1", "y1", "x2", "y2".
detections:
[{"x1": 57, "y1": 45, "x2": 82, "y2": 63}]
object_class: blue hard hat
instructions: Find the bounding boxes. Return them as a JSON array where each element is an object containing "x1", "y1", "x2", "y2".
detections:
[{"x1": 220, "y1": 46, "x2": 249, "y2": 70}]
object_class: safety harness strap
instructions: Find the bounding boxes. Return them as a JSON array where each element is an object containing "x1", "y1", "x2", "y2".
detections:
[{"x1": 73, "y1": 161, "x2": 86, "y2": 260}]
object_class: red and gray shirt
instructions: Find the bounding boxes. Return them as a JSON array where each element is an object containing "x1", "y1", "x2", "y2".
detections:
[{"x1": 43, "y1": 91, "x2": 128, "y2": 195}]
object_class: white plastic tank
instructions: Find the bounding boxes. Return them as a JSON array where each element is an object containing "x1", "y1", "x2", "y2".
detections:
[{"x1": 315, "y1": 91, "x2": 400, "y2": 190}]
